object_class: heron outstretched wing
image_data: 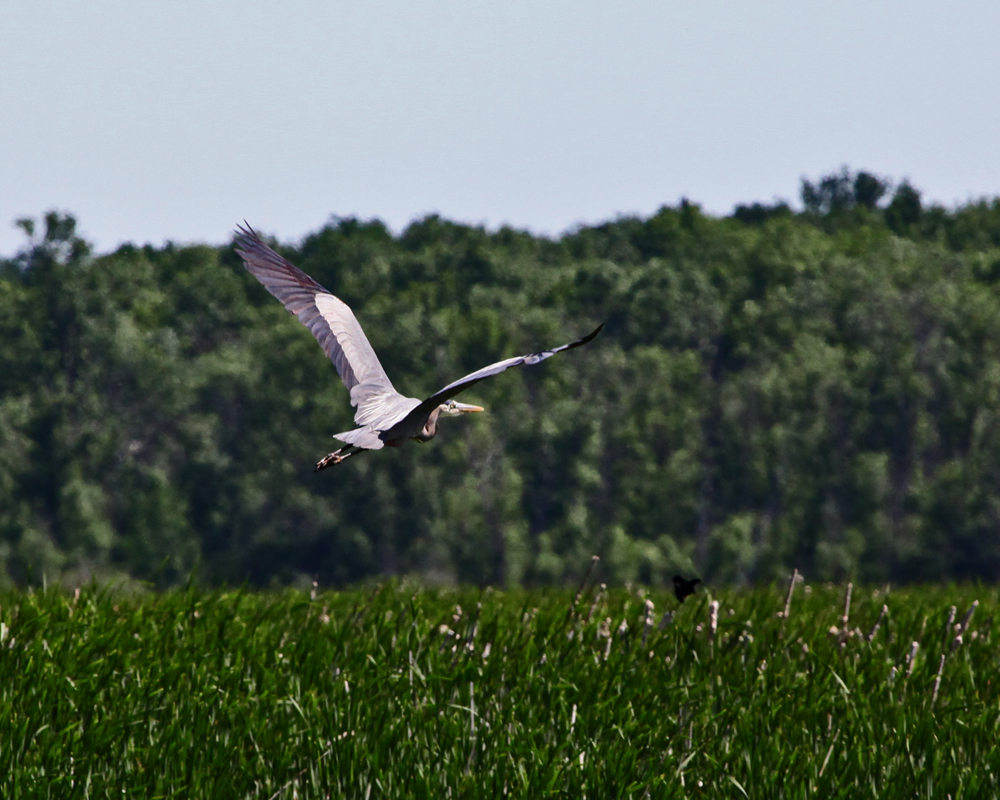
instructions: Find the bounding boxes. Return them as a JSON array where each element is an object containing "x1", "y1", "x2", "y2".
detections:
[
  {"x1": 234, "y1": 225, "x2": 406, "y2": 426},
  {"x1": 386, "y1": 324, "x2": 603, "y2": 437}
]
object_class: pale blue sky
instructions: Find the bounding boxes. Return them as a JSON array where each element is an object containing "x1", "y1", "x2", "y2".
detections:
[{"x1": 2, "y1": 1, "x2": 999, "y2": 255}]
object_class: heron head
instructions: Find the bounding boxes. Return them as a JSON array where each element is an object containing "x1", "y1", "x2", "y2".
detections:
[
  {"x1": 416, "y1": 399, "x2": 484, "y2": 443},
  {"x1": 440, "y1": 399, "x2": 485, "y2": 416}
]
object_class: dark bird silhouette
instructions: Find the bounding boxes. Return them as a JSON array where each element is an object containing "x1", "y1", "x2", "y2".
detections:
[
  {"x1": 233, "y1": 224, "x2": 603, "y2": 470},
  {"x1": 673, "y1": 575, "x2": 701, "y2": 603}
]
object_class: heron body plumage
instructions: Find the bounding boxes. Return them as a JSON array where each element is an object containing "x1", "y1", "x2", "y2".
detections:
[{"x1": 234, "y1": 224, "x2": 602, "y2": 470}]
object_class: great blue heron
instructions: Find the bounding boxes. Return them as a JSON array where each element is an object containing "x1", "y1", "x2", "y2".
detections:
[{"x1": 234, "y1": 225, "x2": 602, "y2": 471}]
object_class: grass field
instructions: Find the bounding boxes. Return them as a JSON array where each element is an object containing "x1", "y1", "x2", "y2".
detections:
[{"x1": 2, "y1": 573, "x2": 998, "y2": 798}]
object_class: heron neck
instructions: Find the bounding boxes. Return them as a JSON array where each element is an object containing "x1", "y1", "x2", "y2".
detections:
[{"x1": 415, "y1": 405, "x2": 444, "y2": 442}]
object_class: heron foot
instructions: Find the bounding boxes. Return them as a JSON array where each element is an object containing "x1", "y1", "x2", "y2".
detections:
[{"x1": 315, "y1": 445, "x2": 362, "y2": 471}]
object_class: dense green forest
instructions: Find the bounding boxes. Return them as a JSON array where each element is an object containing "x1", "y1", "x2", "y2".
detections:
[{"x1": 3, "y1": 169, "x2": 1000, "y2": 589}]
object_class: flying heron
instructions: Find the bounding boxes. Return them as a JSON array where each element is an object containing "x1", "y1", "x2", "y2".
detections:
[{"x1": 234, "y1": 225, "x2": 602, "y2": 471}]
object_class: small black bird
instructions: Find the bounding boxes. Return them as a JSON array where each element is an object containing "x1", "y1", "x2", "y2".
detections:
[{"x1": 673, "y1": 575, "x2": 701, "y2": 603}]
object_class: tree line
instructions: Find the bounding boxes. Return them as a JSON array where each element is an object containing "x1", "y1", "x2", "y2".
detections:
[{"x1": 3, "y1": 169, "x2": 1000, "y2": 588}]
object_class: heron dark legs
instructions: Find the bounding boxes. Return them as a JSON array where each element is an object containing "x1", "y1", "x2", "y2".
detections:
[{"x1": 315, "y1": 445, "x2": 364, "y2": 471}]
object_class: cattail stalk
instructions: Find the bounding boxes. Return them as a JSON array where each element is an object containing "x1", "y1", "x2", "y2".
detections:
[
  {"x1": 469, "y1": 682, "x2": 476, "y2": 736},
  {"x1": 943, "y1": 606, "x2": 956, "y2": 643},
  {"x1": 568, "y1": 556, "x2": 600, "y2": 624},
  {"x1": 780, "y1": 569, "x2": 799, "y2": 634},
  {"x1": 959, "y1": 600, "x2": 978, "y2": 630},
  {"x1": 818, "y1": 731, "x2": 839, "y2": 778},
  {"x1": 866, "y1": 604, "x2": 888, "y2": 643},
  {"x1": 587, "y1": 584, "x2": 606, "y2": 625},
  {"x1": 642, "y1": 599, "x2": 655, "y2": 647},
  {"x1": 841, "y1": 583, "x2": 852, "y2": 628},
  {"x1": 931, "y1": 654, "x2": 946, "y2": 705},
  {"x1": 951, "y1": 600, "x2": 978, "y2": 651},
  {"x1": 837, "y1": 582, "x2": 853, "y2": 649},
  {"x1": 466, "y1": 601, "x2": 481, "y2": 651},
  {"x1": 904, "y1": 641, "x2": 920, "y2": 681}
]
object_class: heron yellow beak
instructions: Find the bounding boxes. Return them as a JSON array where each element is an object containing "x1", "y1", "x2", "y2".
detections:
[{"x1": 454, "y1": 402, "x2": 484, "y2": 413}]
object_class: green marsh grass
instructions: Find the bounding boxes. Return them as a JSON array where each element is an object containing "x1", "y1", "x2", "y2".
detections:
[{"x1": 2, "y1": 578, "x2": 999, "y2": 797}]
